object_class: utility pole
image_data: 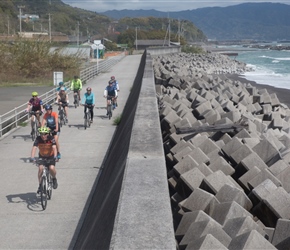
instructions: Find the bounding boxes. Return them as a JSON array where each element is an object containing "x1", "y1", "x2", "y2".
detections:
[
  {"x1": 77, "y1": 21, "x2": 80, "y2": 46},
  {"x1": 135, "y1": 27, "x2": 138, "y2": 50},
  {"x1": 18, "y1": 5, "x2": 25, "y2": 35},
  {"x1": 48, "y1": 13, "x2": 52, "y2": 43},
  {"x1": 7, "y1": 16, "x2": 10, "y2": 36}
]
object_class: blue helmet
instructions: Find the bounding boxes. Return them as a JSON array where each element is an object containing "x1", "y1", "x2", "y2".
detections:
[
  {"x1": 58, "y1": 81, "x2": 64, "y2": 86},
  {"x1": 44, "y1": 104, "x2": 52, "y2": 110}
]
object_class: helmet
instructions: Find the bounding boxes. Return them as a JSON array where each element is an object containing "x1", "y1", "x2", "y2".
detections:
[
  {"x1": 44, "y1": 104, "x2": 52, "y2": 110},
  {"x1": 32, "y1": 91, "x2": 38, "y2": 97},
  {"x1": 108, "y1": 80, "x2": 114, "y2": 84},
  {"x1": 111, "y1": 76, "x2": 115, "y2": 80},
  {"x1": 60, "y1": 86, "x2": 65, "y2": 91},
  {"x1": 86, "y1": 87, "x2": 92, "y2": 91},
  {"x1": 58, "y1": 81, "x2": 64, "y2": 86},
  {"x1": 38, "y1": 126, "x2": 50, "y2": 134}
]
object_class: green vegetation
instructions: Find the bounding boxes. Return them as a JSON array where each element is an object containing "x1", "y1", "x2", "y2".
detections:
[
  {"x1": 0, "y1": 38, "x2": 82, "y2": 84},
  {"x1": 19, "y1": 121, "x2": 28, "y2": 127},
  {"x1": 181, "y1": 45, "x2": 205, "y2": 54},
  {"x1": 113, "y1": 114, "x2": 122, "y2": 125}
]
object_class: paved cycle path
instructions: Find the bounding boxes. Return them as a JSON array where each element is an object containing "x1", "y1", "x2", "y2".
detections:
[{"x1": 0, "y1": 55, "x2": 142, "y2": 249}]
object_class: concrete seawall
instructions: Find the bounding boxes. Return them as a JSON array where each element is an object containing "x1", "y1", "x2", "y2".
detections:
[{"x1": 73, "y1": 51, "x2": 176, "y2": 249}]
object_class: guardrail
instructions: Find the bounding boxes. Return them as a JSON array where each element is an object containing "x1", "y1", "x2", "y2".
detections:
[{"x1": 0, "y1": 52, "x2": 126, "y2": 138}]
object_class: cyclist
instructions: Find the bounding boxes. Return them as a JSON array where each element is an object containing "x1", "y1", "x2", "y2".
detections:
[
  {"x1": 110, "y1": 76, "x2": 119, "y2": 107},
  {"x1": 56, "y1": 82, "x2": 67, "y2": 97},
  {"x1": 26, "y1": 91, "x2": 44, "y2": 129},
  {"x1": 81, "y1": 87, "x2": 95, "y2": 123},
  {"x1": 30, "y1": 126, "x2": 58, "y2": 194},
  {"x1": 41, "y1": 104, "x2": 61, "y2": 159},
  {"x1": 104, "y1": 80, "x2": 118, "y2": 116},
  {"x1": 70, "y1": 75, "x2": 82, "y2": 103},
  {"x1": 56, "y1": 86, "x2": 69, "y2": 122}
]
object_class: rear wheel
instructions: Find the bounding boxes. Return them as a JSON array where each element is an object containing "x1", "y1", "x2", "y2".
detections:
[
  {"x1": 40, "y1": 176, "x2": 48, "y2": 210},
  {"x1": 31, "y1": 121, "x2": 37, "y2": 141}
]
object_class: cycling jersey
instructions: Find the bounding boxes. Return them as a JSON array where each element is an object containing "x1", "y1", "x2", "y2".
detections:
[
  {"x1": 56, "y1": 86, "x2": 67, "y2": 92},
  {"x1": 70, "y1": 79, "x2": 82, "y2": 90},
  {"x1": 28, "y1": 97, "x2": 43, "y2": 111},
  {"x1": 43, "y1": 112, "x2": 58, "y2": 131},
  {"x1": 57, "y1": 92, "x2": 68, "y2": 103},
  {"x1": 104, "y1": 85, "x2": 117, "y2": 97},
  {"x1": 82, "y1": 92, "x2": 95, "y2": 105},
  {"x1": 33, "y1": 135, "x2": 56, "y2": 158}
]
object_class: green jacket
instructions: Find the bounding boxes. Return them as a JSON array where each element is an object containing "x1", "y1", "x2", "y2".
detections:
[{"x1": 70, "y1": 79, "x2": 82, "y2": 90}]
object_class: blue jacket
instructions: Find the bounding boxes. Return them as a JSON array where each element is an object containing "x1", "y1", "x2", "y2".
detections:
[{"x1": 82, "y1": 92, "x2": 95, "y2": 105}]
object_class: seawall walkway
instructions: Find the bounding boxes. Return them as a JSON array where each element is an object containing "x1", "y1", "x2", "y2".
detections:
[{"x1": 0, "y1": 54, "x2": 162, "y2": 249}]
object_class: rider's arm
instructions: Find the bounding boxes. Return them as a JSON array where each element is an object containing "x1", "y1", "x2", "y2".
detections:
[
  {"x1": 114, "y1": 89, "x2": 118, "y2": 97},
  {"x1": 52, "y1": 144, "x2": 57, "y2": 159},
  {"x1": 104, "y1": 89, "x2": 107, "y2": 97},
  {"x1": 79, "y1": 79, "x2": 82, "y2": 90},
  {"x1": 54, "y1": 113, "x2": 59, "y2": 132},
  {"x1": 70, "y1": 81, "x2": 74, "y2": 90},
  {"x1": 92, "y1": 93, "x2": 95, "y2": 105},
  {"x1": 41, "y1": 114, "x2": 47, "y2": 127},
  {"x1": 81, "y1": 94, "x2": 86, "y2": 105},
  {"x1": 66, "y1": 94, "x2": 69, "y2": 103}
]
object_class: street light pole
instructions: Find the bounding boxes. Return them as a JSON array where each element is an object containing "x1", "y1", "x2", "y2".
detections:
[
  {"x1": 18, "y1": 5, "x2": 25, "y2": 35},
  {"x1": 135, "y1": 27, "x2": 138, "y2": 50}
]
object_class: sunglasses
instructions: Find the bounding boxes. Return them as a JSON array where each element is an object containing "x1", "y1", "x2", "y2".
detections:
[
  {"x1": 40, "y1": 133, "x2": 48, "y2": 136},
  {"x1": 32, "y1": 95, "x2": 37, "y2": 97}
]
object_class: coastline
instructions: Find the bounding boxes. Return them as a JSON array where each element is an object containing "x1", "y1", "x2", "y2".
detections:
[{"x1": 225, "y1": 73, "x2": 290, "y2": 108}]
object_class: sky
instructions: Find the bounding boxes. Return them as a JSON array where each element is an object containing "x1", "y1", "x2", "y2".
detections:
[{"x1": 61, "y1": 0, "x2": 290, "y2": 13}]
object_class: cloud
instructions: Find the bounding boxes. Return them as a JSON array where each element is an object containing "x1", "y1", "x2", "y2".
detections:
[{"x1": 62, "y1": 0, "x2": 290, "y2": 13}]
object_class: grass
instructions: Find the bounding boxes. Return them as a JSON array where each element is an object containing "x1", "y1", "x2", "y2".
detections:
[{"x1": 113, "y1": 114, "x2": 122, "y2": 125}]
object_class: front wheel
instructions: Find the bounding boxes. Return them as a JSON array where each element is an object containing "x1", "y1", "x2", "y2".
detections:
[
  {"x1": 87, "y1": 112, "x2": 91, "y2": 128},
  {"x1": 108, "y1": 105, "x2": 112, "y2": 120},
  {"x1": 84, "y1": 114, "x2": 87, "y2": 130},
  {"x1": 40, "y1": 176, "x2": 48, "y2": 210},
  {"x1": 47, "y1": 174, "x2": 52, "y2": 200}
]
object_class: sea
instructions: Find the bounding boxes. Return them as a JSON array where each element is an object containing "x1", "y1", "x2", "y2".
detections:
[{"x1": 217, "y1": 44, "x2": 290, "y2": 90}]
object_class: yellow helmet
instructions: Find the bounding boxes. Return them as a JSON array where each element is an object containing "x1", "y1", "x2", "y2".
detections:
[{"x1": 38, "y1": 126, "x2": 50, "y2": 134}]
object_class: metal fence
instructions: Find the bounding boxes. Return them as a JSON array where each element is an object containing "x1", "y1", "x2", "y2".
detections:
[{"x1": 0, "y1": 52, "x2": 126, "y2": 138}]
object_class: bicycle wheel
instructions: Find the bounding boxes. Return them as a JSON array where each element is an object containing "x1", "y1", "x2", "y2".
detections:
[
  {"x1": 84, "y1": 113, "x2": 87, "y2": 130},
  {"x1": 47, "y1": 173, "x2": 52, "y2": 200},
  {"x1": 40, "y1": 176, "x2": 48, "y2": 210},
  {"x1": 31, "y1": 120, "x2": 37, "y2": 141},
  {"x1": 108, "y1": 105, "x2": 112, "y2": 120},
  {"x1": 87, "y1": 112, "x2": 91, "y2": 128},
  {"x1": 74, "y1": 95, "x2": 78, "y2": 108}
]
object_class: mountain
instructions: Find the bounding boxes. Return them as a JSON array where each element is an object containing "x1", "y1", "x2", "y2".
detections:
[
  {"x1": 0, "y1": 0, "x2": 206, "y2": 45},
  {"x1": 101, "y1": 3, "x2": 290, "y2": 41}
]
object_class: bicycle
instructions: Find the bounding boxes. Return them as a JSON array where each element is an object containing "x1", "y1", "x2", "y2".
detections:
[
  {"x1": 107, "y1": 96, "x2": 116, "y2": 120},
  {"x1": 73, "y1": 90, "x2": 80, "y2": 108},
  {"x1": 83, "y1": 104, "x2": 94, "y2": 129},
  {"x1": 57, "y1": 103, "x2": 67, "y2": 127},
  {"x1": 35, "y1": 158, "x2": 54, "y2": 210},
  {"x1": 29, "y1": 111, "x2": 41, "y2": 141}
]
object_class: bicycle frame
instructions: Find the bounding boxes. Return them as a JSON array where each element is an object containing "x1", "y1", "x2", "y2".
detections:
[
  {"x1": 30, "y1": 111, "x2": 40, "y2": 141},
  {"x1": 107, "y1": 96, "x2": 114, "y2": 120},
  {"x1": 73, "y1": 91, "x2": 80, "y2": 108},
  {"x1": 58, "y1": 104, "x2": 66, "y2": 126},
  {"x1": 37, "y1": 158, "x2": 53, "y2": 210},
  {"x1": 84, "y1": 104, "x2": 93, "y2": 129}
]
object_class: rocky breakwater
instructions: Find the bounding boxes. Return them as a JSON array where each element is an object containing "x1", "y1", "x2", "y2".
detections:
[{"x1": 153, "y1": 52, "x2": 290, "y2": 249}]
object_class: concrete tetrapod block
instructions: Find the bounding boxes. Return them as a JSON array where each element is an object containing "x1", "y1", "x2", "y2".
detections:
[
  {"x1": 173, "y1": 155, "x2": 199, "y2": 177},
  {"x1": 198, "y1": 138, "x2": 221, "y2": 155},
  {"x1": 175, "y1": 167, "x2": 206, "y2": 198},
  {"x1": 236, "y1": 152, "x2": 268, "y2": 180},
  {"x1": 221, "y1": 137, "x2": 243, "y2": 160},
  {"x1": 215, "y1": 184, "x2": 253, "y2": 211},
  {"x1": 187, "y1": 147, "x2": 210, "y2": 165},
  {"x1": 200, "y1": 170, "x2": 242, "y2": 195},
  {"x1": 173, "y1": 146, "x2": 193, "y2": 163},
  {"x1": 248, "y1": 179, "x2": 279, "y2": 207},
  {"x1": 230, "y1": 144, "x2": 254, "y2": 165},
  {"x1": 247, "y1": 168, "x2": 282, "y2": 191},
  {"x1": 185, "y1": 234, "x2": 228, "y2": 250},
  {"x1": 228, "y1": 230, "x2": 277, "y2": 250},
  {"x1": 272, "y1": 218, "x2": 290, "y2": 248},
  {"x1": 179, "y1": 219, "x2": 232, "y2": 249},
  {"x1": 252, "y1": 138, "x2": 281, "y2": 166},
  {"x1": 252, "y1": 187, "x2": 290, "y2": 227},
  {"x1": 175, "y1": 210, "x2": 212, "y2": 243},
  {"x1": 276, "y1": 166, "x2": 290, "y2": 192},
  {"x1": 208, "y1": 156, "x2": 235, "y2": 176},
  {"x1": 170, "y1": 140, "x2": 195, "y2": 155},
  {"x1": 181, "y1": 188, "x2": 219, "y2": 212},
  {"x1": 223, "y1": 216, "x2": 266, "y2": 239},
  {"x1": 208, "y1": 201, "x2": 253, "y2": 226}
]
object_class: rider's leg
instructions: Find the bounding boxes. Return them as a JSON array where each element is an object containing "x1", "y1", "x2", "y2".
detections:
[
  {"x1": 90, "y1": 107, "x2": 94, "y2": 121},
  {"x1": 78, "y1": 90, "x2": 81, "y2": 100},
  {"x1": 38, "y1": 165, "x2": 44, "y2": 184},
  {"x1": 64, "y1": 106, "x2": 68, "y2": 118},
  {"x1": 49, "y1": 164, "x2": 58, "y2": 189},
  {"x1": 54, "y1": 134, "x2": 61, "y2": 159}
]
